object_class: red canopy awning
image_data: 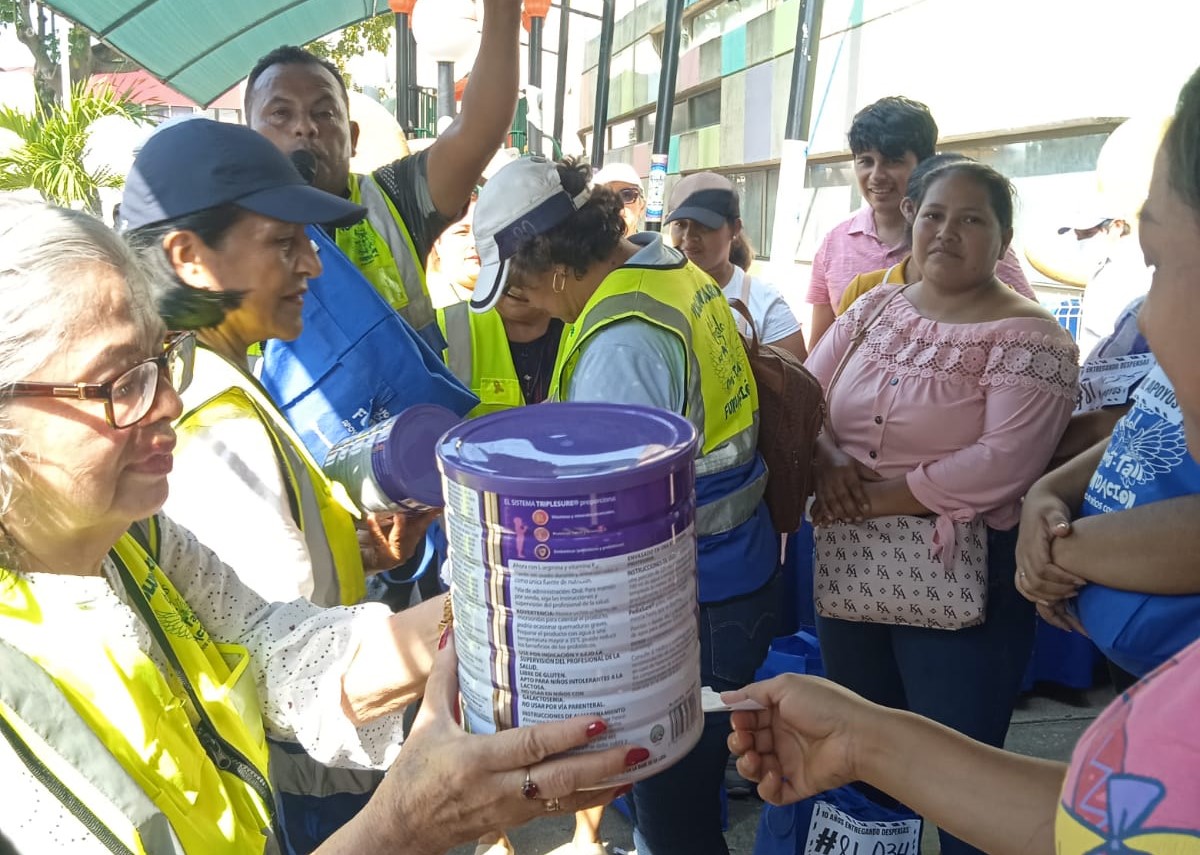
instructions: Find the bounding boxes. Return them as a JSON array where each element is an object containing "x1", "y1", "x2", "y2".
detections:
[{"x1": 89, "y1": 70, "x2": 242, "y2": 111}]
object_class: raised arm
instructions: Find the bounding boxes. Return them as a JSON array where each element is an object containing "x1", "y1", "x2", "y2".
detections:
[{"x1": 424, "y1": 0, "x2": 521, "y2": 218}]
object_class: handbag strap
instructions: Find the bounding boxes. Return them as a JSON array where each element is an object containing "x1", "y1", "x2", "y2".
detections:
[{"x1": 823, "y1": 284, "x2": 909, "y2": 444}]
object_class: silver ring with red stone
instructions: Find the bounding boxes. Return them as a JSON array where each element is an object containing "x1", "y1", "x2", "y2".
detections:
[{"x1": 521, "y1": 769, "x2": 540, "y2": 800}]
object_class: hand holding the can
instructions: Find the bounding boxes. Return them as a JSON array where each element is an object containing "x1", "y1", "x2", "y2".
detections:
[
  {"x1": 332, "y1": 631, "x2": 640, "y2": 855},
  {"x1": 359, "y1": 509, "x2": 441, "y2": 572}
]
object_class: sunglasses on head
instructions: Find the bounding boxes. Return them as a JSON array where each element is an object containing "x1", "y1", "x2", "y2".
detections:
[
  {"x1": 3, "y1": 331, "x2": 196, "y2": 429},
  {"x1": 617, "y1": 187, "x2": 643, "y2": 205}
]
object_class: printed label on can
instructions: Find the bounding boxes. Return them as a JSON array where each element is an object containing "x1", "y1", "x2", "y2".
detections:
[{"x1": 446, "y1": 478, "x2": 702, "y2": 785}]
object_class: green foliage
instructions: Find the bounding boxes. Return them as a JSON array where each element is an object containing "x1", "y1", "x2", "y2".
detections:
[
  {"x1": 0, "y1": 83, "x2": 148, "y2": 209},
  {"x1": 306, "y1": 13, "x2": 393, "y2": 85}
]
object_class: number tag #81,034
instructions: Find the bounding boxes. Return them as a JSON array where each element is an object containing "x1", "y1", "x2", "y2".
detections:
[{"x1": 803, "y1": 801, "x2": 922, "y2": 855}]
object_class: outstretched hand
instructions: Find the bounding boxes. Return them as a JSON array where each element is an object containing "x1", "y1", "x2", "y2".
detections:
[{"x1": 724, "y1": 674, "x2": 881, "y2": 806}]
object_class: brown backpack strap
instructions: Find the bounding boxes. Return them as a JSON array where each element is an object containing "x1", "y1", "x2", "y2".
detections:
[{"x1": 728, "y1": 297, "x2": 760, "y2": 353}]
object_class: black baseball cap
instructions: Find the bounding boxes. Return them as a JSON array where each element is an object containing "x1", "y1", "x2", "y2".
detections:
[
  {"x1": 119, "y1": 118, "x2": 365, "y2": 232},
  {"x1": 664, "y1": 172, "x2": 740, "y2": 229}
]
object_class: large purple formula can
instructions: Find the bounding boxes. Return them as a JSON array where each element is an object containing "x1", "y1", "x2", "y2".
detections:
[
  {"x1": 437, "y1": 402, "x2": 702, "y2": 786},
  {"x1": 323, "y1": 403, "x2": 461, "y2": 514}
]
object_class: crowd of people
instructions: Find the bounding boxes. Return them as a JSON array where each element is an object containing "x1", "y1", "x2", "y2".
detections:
[{"x1": 0, "y1": 0, "x2": 1196, "y2": 851}]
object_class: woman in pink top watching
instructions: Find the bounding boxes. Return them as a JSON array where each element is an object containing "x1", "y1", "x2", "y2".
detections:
[
  {"x1": 804, "y1": 161, "x2": 1078, "y2": 855},
  {"x1": 727, "y1": 65, "x2": 1200, "y2": 855}
]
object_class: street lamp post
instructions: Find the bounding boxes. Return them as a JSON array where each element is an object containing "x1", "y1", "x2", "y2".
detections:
[
  {"x1": 388, "y1": 0, "x2": 417, "y2": 132},
  {"x1": 552, "y1": 0, "x2": 571, "y2": 145},
  {"x1": 525, "y1": 0, "x2": 551, "y2": 155},
  {"x1": 645, "y1": 0, "x2": 685, "y2": 231},
  {"x1": 589, "y1": 0, "x2": 615, "y2": 169}
]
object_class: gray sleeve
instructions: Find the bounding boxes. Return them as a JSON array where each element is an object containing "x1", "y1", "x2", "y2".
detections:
[
  {"x1": 566, "y1": 319, "x2": 687, "y2": 413},
  {"x1": 371, "y1": 149, "x2": 454, "y2": 267}
]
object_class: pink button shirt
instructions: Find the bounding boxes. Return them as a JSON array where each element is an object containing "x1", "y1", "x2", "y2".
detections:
[
  {"x1": 805, "y1": 285, "x2": 1079, "y2": 542},
  {"x1": 806, "y1": 207, "x2": 1037, "y2": 310}
]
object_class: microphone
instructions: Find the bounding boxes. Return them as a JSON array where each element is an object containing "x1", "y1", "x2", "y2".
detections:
[{"x1": 290, "y1": 149, "x2": 317, "y2": 185}]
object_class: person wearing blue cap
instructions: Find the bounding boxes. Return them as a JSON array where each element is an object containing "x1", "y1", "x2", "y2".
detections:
[
  {"x1": 120, "y1": 117, "x2": 444, "y2": 850},
  {"x1": 244, "y1": 0, "x2": 522, "y2": 354}
]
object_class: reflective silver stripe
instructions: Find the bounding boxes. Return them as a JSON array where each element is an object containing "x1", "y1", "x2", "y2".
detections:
[
  {"x1": 442, "y1": 301, "x2": 474, "y2": 386},
  {"x1": 0, "y1": 640, "x2": 187, "y2": 854},
  {"x1": 356, "y1": 174, "x2": 438, "y2": 335},
  {"x1": 695, "y1": 416, "x2": 758, "y2": 478},
  {"x1": 696, "y1": 465, "x2": 768, "y2": 535},
  {"x1": 570, "y1": 291, "x2": 707, "y2": 449}
]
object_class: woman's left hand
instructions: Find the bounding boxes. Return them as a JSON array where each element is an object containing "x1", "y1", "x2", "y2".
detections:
[
  {"x1": 353, "y1": 632, "x2": 636, "y2": 854},
  {"x1": 358, "y1": 509, "x2": 441, "y2": 572}
]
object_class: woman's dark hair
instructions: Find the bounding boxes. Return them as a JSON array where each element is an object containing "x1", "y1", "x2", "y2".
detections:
[
  {"x1": 904, "y1": 152, "x2": 972, "y2": 205},
  {"x1": 510, "y1": 156, "x2": 626, "y2": 281},
  {"x1": 848, "y1": 96, "x2": 938, "y2": 162},
  {"x1": 729, "y1": 229, "x2": 754, "y2": 271},
  {"x1": 910, "y1": 161, "x2": 1016, "y2": 233},
  {"x1": 123, "y1": 205, "x2": 248, "y2": 330},
  {"x1": 1164, "y1": 66, "x2": 1200, "y2": 215}
]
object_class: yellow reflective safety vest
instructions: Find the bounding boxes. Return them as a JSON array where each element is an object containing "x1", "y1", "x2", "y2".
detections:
[
  {"x1": 437, "y1": 301, "x2": 567, "y2": 417},
  {"x1": 176, "y1": 347, "x2": 366, "y2": 607},
  {"x1": 0, "y1": 517, "x2": 279, "y2": 854},
  {"x1": 338, "y1": 172, "x2": 438, "y2": 339},
  {"x1": 550, "y1": 246, "x2": 765, "y2": 540}
]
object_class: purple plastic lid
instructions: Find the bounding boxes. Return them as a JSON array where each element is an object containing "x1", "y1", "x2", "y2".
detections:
[
  {"x1": 437, "y1": 402, "x2": 698, "y2": 498},
  {"x1": 372, "y1": 404, "x2": 464, "y2": 508}
]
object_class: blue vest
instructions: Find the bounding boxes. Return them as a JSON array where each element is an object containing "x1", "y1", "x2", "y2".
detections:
[{"x1": 1075, "y1": 364, "x2": 1200, "y2": 675}]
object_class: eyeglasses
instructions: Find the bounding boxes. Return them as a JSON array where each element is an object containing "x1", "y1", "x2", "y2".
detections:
[
  {"x1": 3, "y1": 331, "x2": 196, "y2": 429},
  {"x1": 617, "y1": 187, "x2": 643, "y2": 205}
]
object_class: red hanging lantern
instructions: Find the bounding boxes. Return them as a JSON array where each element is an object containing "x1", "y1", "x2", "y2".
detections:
[
  {"x1": 524, "y1": 0, "x2": 552, "y2": 18},
  {"x1": 388, "y1": 0, "x2": 417, "y2": 13}
]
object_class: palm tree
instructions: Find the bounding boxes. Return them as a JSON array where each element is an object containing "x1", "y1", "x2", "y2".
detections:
[{"x1": 0, "y1": 83, "x2": 148, "y2": 212}]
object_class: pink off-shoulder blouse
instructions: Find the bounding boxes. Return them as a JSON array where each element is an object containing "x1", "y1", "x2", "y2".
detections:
[{"x1": 805, "y1": 284, "x2": 1080, "y2": 545}]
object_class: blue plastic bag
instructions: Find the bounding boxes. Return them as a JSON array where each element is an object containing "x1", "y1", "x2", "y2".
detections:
[
  {"x1": 259, "y1": 226, "x2": 478, "y2": 463},
  {"x1": 754, "y1": 785, "x2": 922, "y2": 855},
  {"x1": 755, "y1": 628, "x2": 824, "y2": 681}
]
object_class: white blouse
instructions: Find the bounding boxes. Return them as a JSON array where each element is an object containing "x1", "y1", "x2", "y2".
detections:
[{"x1": 0, "y1": 515, "x2": 405, "y2": 852}]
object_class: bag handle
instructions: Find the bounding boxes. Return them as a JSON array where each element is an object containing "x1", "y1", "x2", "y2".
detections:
[{"x1": 822, "y1": 285, "x2": 909, "y2": 445}]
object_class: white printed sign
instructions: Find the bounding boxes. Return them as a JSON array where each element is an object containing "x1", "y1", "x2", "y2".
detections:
[
  {"x1": 1075, "y1": 353, "x2": 1156, "y2": 414},
  {"x1": 803, "y1": 800, "x2": 922, "y2": 855}
]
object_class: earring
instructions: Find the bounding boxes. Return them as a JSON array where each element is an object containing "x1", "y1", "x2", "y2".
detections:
[{"x1": 552, "y1": 269, "x2": 567, "y2": 294}]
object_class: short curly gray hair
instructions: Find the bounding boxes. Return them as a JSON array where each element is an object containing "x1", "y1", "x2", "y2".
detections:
[{"x1": 0, "y1": 200, "x2": 157, "y2": 541}]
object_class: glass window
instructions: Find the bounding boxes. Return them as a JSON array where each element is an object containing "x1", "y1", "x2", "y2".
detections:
[
  {"x1": 688, "y1": 88, "x2": 721, "y2": 130},
  {"x1": 610, "y1": 118, "x2": 637, "y2": 148}
]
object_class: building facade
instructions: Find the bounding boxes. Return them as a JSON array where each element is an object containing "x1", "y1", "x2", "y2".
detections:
[{"x1": 578, "y1": 0, "x2": 1195, "y2": 294}]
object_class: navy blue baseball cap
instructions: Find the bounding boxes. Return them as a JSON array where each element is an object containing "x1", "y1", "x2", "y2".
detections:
[{"x1": 119, "y1": 118, "x2": 365, "y2": 232}]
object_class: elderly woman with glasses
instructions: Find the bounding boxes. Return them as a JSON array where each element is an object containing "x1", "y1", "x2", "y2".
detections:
[{"x1": 0, "y1": 200, "x2": 635, "y2": 855}]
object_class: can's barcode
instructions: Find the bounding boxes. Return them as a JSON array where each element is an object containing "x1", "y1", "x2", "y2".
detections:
[{"x1": 668, "y1": 692, "x2": 698, "y2": 741}]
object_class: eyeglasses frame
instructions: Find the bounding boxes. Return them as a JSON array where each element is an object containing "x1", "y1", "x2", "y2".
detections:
[{"x1": 2, "y1": 331, "x2": 196, "y2": 429}]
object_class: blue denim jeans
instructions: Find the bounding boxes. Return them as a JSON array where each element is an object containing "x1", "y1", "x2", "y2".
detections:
[
  {"x1": 631, "y1": 572, "x2": 782, "y2": 855},
  {"x1": 816, "y1": 526, "x2": 1035, "y2": 855}
]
